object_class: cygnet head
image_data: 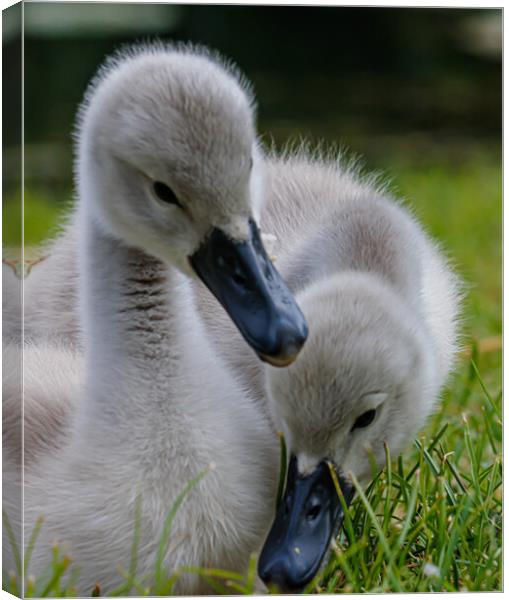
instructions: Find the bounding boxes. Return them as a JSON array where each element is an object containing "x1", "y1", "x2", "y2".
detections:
[
  {"x1": 76, "y1": 44, "x2": 307, "y2": 365},
  {"x1": 259, "y1": 272, "x2": 439, "y2": 592}
]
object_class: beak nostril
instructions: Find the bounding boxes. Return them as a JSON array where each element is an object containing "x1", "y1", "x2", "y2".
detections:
[
  {"x1": 305, "y1": 503, "x2": 322, "y2": 521},
  {"x1": 232, "y1": 272, "x2": 247, "y2": 286}
]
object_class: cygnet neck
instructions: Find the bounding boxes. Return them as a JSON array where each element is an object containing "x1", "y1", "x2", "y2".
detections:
[{"x1": 77, "y1": 209, "x2": 181, "y2": 428}]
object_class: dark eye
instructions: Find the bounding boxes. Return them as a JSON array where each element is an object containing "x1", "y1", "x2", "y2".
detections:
[
  {"x1": 351, "y1": 409, "x2": 377, "y2": 431},
  {"x1": 249, "y1": 157, "x2": 253, "y2": 171},
  {"x1": 153, "y1": 181, "x2": 182, "y2": 207}
]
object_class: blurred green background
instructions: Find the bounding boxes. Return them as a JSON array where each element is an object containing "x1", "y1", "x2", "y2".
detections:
[{"x1": 3, "y1": 4, "x2": 502, "y2": 345}]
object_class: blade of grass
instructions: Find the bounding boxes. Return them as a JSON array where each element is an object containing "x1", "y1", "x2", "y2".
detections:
[
  {"x1": 470, "y1": 360, "x2": 501, "y2": 418},
  {"x1": 39, "y1": 554, "x2": 72, "y2": 597},
  {"x1": 3, "y1": 510, "x2": 22, "y2": 578},
  {"x1": 349, "y1": 472, "x2": 402, "y2": 592},
  {"x1": 153, "y1": 465, "x2": 210, "y2": 592},
  {"x1": 24, "y1": 516, "x2": 45, "y2": 579},
  {"x1": 276, "y1": 432, "x2": 287, "y2": 509}
]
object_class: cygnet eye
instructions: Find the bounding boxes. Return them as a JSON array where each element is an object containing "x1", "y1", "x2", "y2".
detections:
[
  {"x1": 351, "y1": 408, "x2": 377, "y2": 431},
  {"x1": 153, "y1": 181, "x2": 182, "y2": 208}
]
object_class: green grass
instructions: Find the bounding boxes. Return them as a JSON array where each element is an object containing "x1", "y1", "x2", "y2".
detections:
[
  {"x1": 393, "y1": 156, "x2": 501, "y2": 341},
  {"x1": 3, "y1": 188, "x2": 72, "y2": 248},
  {"x1": 2, "y1": 154, "x2": 501, "y2": 594}
]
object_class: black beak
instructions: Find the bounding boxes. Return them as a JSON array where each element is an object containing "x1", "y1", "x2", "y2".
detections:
[
  {"x1": 189, "y1": 219, "x2": 308, "y2": 366},
  {"x1": 258, "y1": 456, "x2": 354, "y2": 593}
]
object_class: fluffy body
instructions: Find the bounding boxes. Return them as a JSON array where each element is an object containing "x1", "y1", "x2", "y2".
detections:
[
  {"x1": 15, "y1": 271, "x2": 277, "y2": 594},
  {"x1": 3, "y1": 44, "x2": 278, "y2": 594},
  {"x1": 263, "y1": 151, "x2": 461, "y2": 480}
]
